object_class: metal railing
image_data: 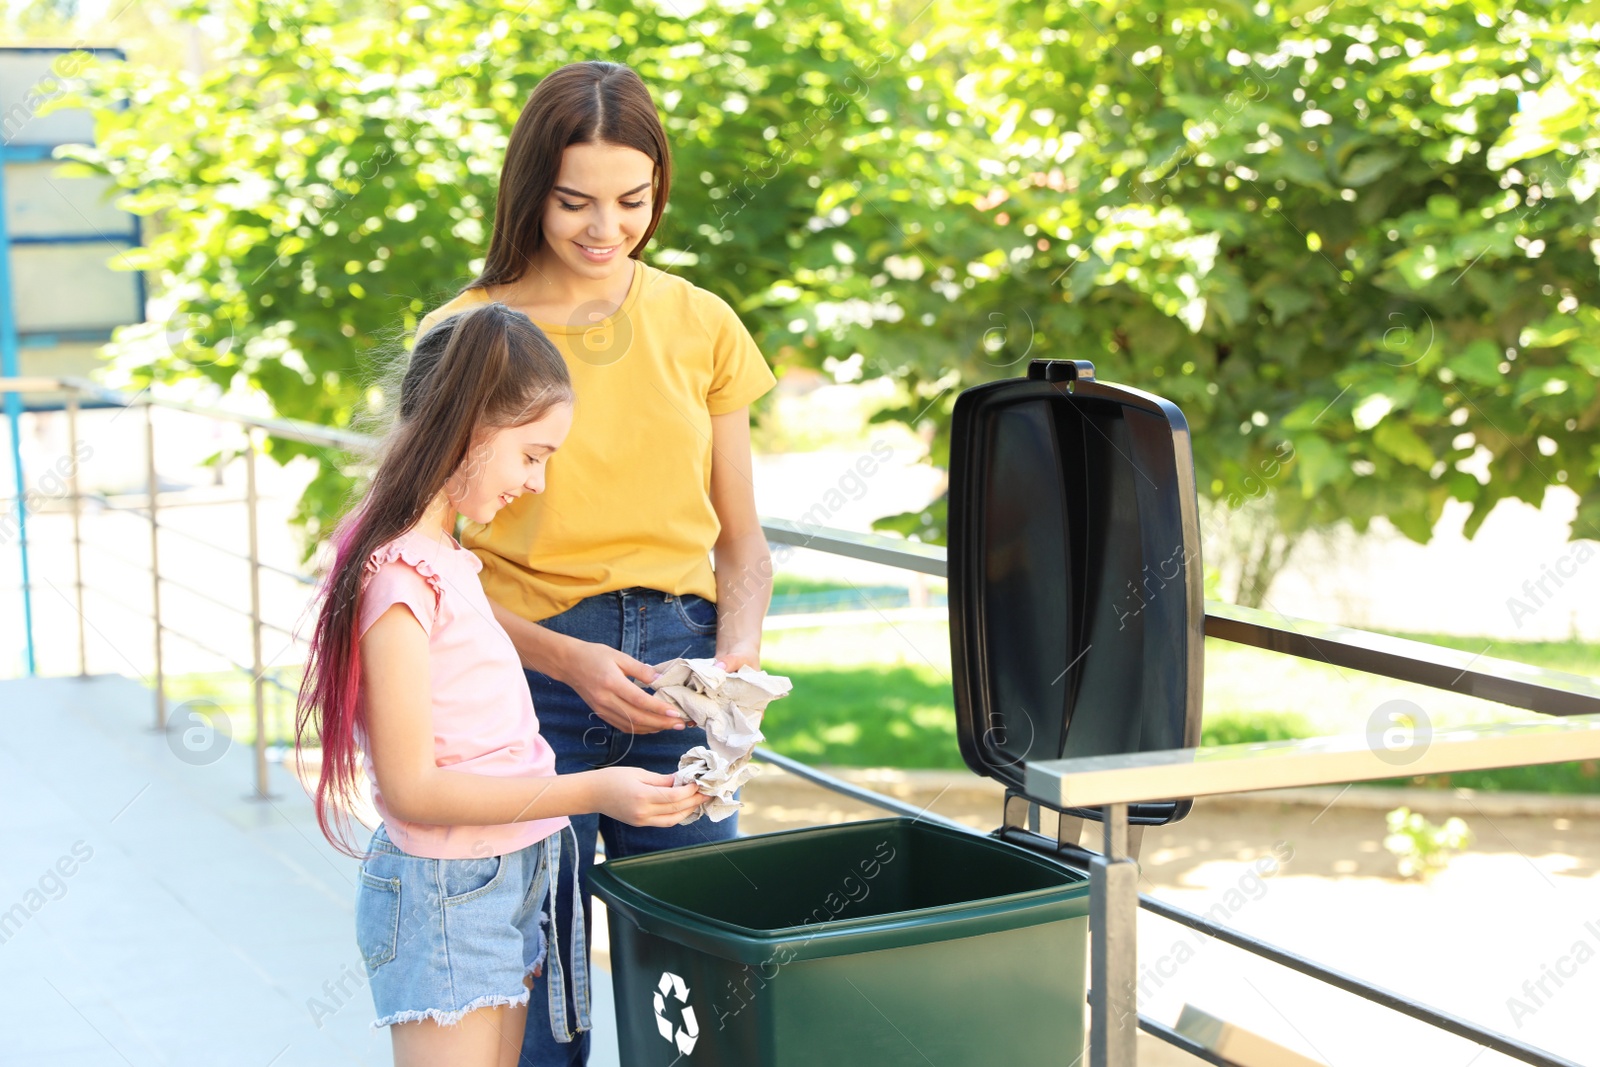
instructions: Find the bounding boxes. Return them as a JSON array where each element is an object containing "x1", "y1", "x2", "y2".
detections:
[
  {"x1": 6, "y1": 373, "x2": 1600, "y2": 1065},
  {"x1": 1, "y1": 374, "x2": 339, "y2": 797}
]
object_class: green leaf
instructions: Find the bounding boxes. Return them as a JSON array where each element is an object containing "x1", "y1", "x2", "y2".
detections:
[
  {"x1": 1571, "y1": 343, "x2": 1600, "y2": 375},
  {"x1": 1390, "y1": 488, "x2": 1446, "y2": 543},
  {"x1": 1373, "y1": 420, "x2": 1436, "y2": 470},
  {"x1": 1259, "y1": 281, "x2": 1314, "y2": 326},
  {"x1": 1447, "y1": 340, "x2": 1503, "y2": 387},
  {"x1": 1514, "y1": 367, "x2": 1586, "y2": 409},
  {"x1": 1446, "y1": 471, "x2": 1481, "y2": 502},
  {"x1": 1520, "y1": 313, "x2": 1581, "y2": 349},
  {"x1": 1425, "y1": 194, "x2": 1460, "y2": 220},
  {"x1": 1292, "y1": 435, "x2": 1345, "y2": 496},
  {"x1": 64, "y1": 0, "x2": 1600, "y2": 565},
  {"x1": 816, "y1": 180, "x2": 858, "y2": 214},
  {"x1": 1203, "y1": 264, "x2": 1251, "y2": 330},
  {"x1": 1340, "y1": 149, "x2": 1404, "y2": 188}
]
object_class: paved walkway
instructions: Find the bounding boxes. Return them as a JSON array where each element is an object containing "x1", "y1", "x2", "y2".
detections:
[{"x1": 0, "y1": 674, "x2": 621, "y2": 1067}]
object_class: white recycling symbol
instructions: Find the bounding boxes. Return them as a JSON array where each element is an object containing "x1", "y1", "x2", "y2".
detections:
[{"x1": 652, "y1": 970, "x2": 699, "y2": 1055}]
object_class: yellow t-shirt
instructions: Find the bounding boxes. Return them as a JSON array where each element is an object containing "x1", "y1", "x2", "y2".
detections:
[{"x1": 415, "y1": 258, "x2": 777, "y2": 623}]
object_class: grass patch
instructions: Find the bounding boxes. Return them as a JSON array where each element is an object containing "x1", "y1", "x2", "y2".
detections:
[
  {"x1": 761, "y1": 662, "x2": 962, "y2": 769},
  {"x1": 164, "y1": 669, "x2": 301, "y2": 746},
  {"x1": 1198, "y1": 711, "x2": 1314, "y2": 747},
  {"x1": 1369, "y1": 762, "x2": 1600, "y2": 795},
  {"x1": 1380, "y1": 630, "x2": 1600, "y2": 676},
  {"x1": 770, "y1": 575, "x2": 856, "y2": 598}
]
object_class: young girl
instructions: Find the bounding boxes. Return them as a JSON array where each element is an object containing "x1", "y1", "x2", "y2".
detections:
[
  {"x1": 295, "y1": 301, "x2": 705, "y2": 1067},
  {"x1": 415, "y1": 61, "x2": 779, "y2": 1067}
]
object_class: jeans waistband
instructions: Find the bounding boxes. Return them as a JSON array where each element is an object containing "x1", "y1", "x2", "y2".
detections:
[{"x1": 590, "y1": 586, "x2": 683, "y2": 602}]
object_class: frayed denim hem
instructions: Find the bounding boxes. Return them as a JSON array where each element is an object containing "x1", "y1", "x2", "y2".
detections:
[{"x1": 370, "y1": 989, "x2": 532, "y2": 1031}]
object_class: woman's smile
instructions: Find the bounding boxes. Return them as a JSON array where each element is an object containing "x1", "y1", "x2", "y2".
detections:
[{"x1": 575, "y1": 240, "x2": 620, "y2": 262}]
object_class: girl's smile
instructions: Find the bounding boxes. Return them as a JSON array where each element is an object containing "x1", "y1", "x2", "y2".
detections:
[{"x1": 438, "y1": 403, "x2": 576, "y2": 531}]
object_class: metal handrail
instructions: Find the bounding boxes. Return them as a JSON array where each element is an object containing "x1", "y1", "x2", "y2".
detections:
[
  {"x1": 1, "y1": 376, "x2": 305, "y2": 798},
  {"x1": 4, "y1": 372, "x2": 1595, "y2": 1067},
  {"x1": 73, "y1": 539, "x2": 305, "y2": 642},
  {"x1": 84, "y1": 495, "x2": 318, "y2": 585},
  {"x1": 1024, "y1": 717, "x2": 1600, "y2": 808},
  {"x1": 1136, "y1": 1015, "x2": 1239, "y2": 1067},
  {"x1": 55, "y1": 376, "x2": 373, "y2": 450},
  {"x1": 750, "y1": 747, "x2": 970, "y2": 831},
  {"x1": 765, "y1": 520, "x2": 1600, "y2": 719},
  {"x1": 1207, "y1": 601, "x2": 1600, "y2": 718},
  {"x1": 1137, "y1": 894, "x2": 1584, "y2": 1067}
]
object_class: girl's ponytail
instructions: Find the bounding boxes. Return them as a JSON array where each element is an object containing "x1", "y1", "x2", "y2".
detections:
[{"x1": 295, "y1": 303, "x2": 571, "y2": 856}]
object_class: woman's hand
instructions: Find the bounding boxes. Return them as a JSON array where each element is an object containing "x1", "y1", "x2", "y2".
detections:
[
  {"x1": 584, "y1": 767, "x2": 705, "y2": 827},
  {"x1": 714, "y1": 642, "x2": 762, "y2": 673},
  {"x1": 557, "y1": 638, "x2": 687, "y2": 735}
]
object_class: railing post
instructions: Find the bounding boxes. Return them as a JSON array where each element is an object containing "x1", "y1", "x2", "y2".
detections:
[
  {"x1": 146, "y1": 399, "x2": 165, "y2": 729},
  {"x1": 244, "y1": 425, "x2": 271, "y2": 799},
  {"x1": 1091, "y1": 802, "x2": 1138, "y2": 1067},
  {"x1": 4, "y1": 382, "x2": 36, "y2": 676},
  {"x1": 66, "y1": 386, "x2": 86, "y2": 677}
]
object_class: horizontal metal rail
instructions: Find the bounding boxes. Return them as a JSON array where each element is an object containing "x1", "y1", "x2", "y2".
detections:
[
  {"x1": 1207, "y1": 601, "x2": 1600, "y2": 718},
  {"x1": 760, "y1": 521, "x2": 1600, "y2": 721},
  {"x1": 159, "y1": 572, "x2": 304, "y2": 644},
  {"x1": 86, "y1": 494, "x2": 317, "y2": 585},
  {"x1": 762, "y1": 516, "x2": 948, "y2": 577},
  {"x1": 1025, "y1": 718, "x2": 1600, "y2": 808},
  {"x1": 21, "y1": 374, "x2": 1591, "y2": 718},
  {"x1": 55, "y1": 376, "x2": 373, "y2": 451},
  {"x1": 750, "y1": 747, "x2": 970, "y2": 831},
  {"x1": 77, "y1": 580, "x2": 160, "y2": 632},
  {"x1": 75, "y1": 539, "x2": 304, "y2": 643},
  {"x1": 1138, "y1": 894, "x2": 1584, "y2": 1067},
  {"x1": 81, "y1": 579, "x2": 301, "y2": 697},
  {"x1": 1137, "y1": 1015, "x2": 1240, "y2": 1067}
]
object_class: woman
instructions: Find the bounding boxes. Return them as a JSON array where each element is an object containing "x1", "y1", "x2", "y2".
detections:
[{"x1": 415, "y1": 60, "x2": 776, "y2": 1066}]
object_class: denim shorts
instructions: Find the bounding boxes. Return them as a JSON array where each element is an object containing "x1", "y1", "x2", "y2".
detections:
[{"x1": 354, "y1": 821, "x2": 590, "y2": 1040}]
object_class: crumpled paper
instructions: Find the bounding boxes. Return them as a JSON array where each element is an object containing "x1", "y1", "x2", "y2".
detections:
[{"x1": 651, "y1": 658, "x2": 792, "y2": 823}]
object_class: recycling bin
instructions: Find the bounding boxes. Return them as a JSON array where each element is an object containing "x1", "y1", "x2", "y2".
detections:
[
  {"x1": 594, "y1": 817, "x2": 1090, "y2": 1065},
  {"x1": 593, "y1": 358, "x2": 1206, "y2": 1065}
]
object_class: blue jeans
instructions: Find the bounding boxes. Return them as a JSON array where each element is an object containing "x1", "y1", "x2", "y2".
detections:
[{"x1": 518, "y1": 587, "x2": 739, "y2": 1067}]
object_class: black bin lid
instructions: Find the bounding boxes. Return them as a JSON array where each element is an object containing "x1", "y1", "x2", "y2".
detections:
[{"x1": 948, "y1": 359, "x2": 1204, "y2": 826}]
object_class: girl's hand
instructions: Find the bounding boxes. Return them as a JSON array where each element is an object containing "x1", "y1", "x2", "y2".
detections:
[
  {"x1": 586, "y1": 768, "x2": 705, "y2": 827},
  {"x1": 558, "y1": 639, "x2": 686, "y2": 735}
]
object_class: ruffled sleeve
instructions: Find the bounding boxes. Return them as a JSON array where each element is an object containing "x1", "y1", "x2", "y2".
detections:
[{"x1": 357, "y1": 539, "x2": 445, "y2": 640}]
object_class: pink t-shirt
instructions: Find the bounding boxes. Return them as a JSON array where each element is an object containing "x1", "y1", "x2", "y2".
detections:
[{"x1": 355, "y1": 526, "x2": 568, "y2": 859}]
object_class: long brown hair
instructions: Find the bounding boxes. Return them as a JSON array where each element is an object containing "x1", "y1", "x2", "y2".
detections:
[
  {"x1": 466, "y1": 61, "x2": 672, "y2": 292},
  {"x1": 295, "y1": 302, "x2": 574, "y2": 856}
]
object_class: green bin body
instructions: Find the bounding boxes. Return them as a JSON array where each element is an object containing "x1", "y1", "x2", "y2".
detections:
[{"x1": 592, "y1": 817, "x2": 1090, "y2": 1066}]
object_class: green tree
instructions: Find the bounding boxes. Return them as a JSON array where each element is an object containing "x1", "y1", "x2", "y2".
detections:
[
  {"x1": 55, "y1": 0, "x2": 1600, "y2": 606},
  {"x1": 853, "y1": 0, "x2": 1600, "y2": 605},
  {"x1": 57, "y1": 0, "x2": 936, "y2": 553}
]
